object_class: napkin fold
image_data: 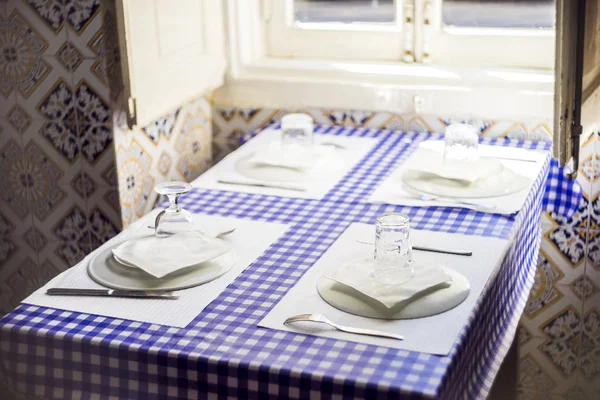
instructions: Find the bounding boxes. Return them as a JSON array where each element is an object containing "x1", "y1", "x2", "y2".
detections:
[
  {"x1": 406, "y1": 147, "x2": 503, "y2": 183},
  {"x1": 325, "y1": 259, "x2": 452, "y2": 309},
  {"x1": 112, "y1": 232, "x2": 229, "y2": 279},
  {"x1": 248, "y1": 143, "x2": 335, "y2": 171},
  {"x1": 367, "y1": 140, "x2": 545, "y2": 215}
]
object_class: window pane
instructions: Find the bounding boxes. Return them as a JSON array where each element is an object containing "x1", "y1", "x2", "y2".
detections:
[
  {"x1": 294, "y1": 0, "x2": 397, "y2": 24},
  {"x1": 443, "y1": 0, "x2": 555, "y2": 29}
]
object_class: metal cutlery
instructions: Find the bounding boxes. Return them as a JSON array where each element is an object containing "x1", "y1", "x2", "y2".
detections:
[
  {"x1": 481, "y1": 155, "x2": 537, "y2": 163},
  {"x1": 210, "y1": 228, "x2": 237, "y2": 238},
  {"x1": 320, "y1": 142, "x2": 346, "y2": 150},
  {"x1": 284, "y1": 313, "x2": 403, "y2": 341},
  {"x1": 217, "y1": 179, "x2": 307, "y2": 192},
  {"x1": 46, "y1": 288, "x2": 179, "y2": 299},
  {"x1": 356, "y1": 240, "x2": 472, "y2": 257},
  {"x1": 400, "y1": 184, "x2": 496, "y2": 210},
  {"x1": 416, "y1": 193, "x2": 496, "y2": 210},
  {"x1": 146, "y1": 226, "x2": 236, "y2": 238}
]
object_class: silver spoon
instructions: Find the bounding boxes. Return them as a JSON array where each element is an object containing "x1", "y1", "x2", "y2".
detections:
[{"x1": 284, "y1": 313, "x2": 403, "y2": 341}]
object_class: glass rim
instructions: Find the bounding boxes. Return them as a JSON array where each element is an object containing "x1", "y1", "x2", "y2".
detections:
[
  {"x1": 281, "y1": 114, "x2": 313, "y2": 128},
  {"x1": 282, "y1": 113, "x2": 312, "y2": 122},
  {"x1": 445, "y1": 123, "x2": 479, "y2": 134},
  {"x1": 376, "y1": 213, "x2": 410, "y2": 227},
  {"x1": 155, "y1": 181, "x2": 192, "y2": 195}
]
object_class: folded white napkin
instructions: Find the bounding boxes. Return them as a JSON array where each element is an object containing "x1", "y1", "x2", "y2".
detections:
[
  {"x1": 406, "y1": 147, "x2": 503, "y2": 183},
  {"x1": 368, "y1": 140, "x2": 544, "y2": 215},
  {"x1": 248, "y1": 143, "x2": 335, "y2": 171},
  {"x1": 112, "y1": 232, "x2": 229, "y2": 279},
  {"x1": 325, "y1": 258, "x2": 452, "y2": 309},
  {"x1": 420, "y1": 139, "x2": 542, "y2": 162}
]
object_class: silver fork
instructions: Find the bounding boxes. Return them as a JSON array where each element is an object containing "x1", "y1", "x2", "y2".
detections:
[{"x1": 284, "y1": 313, "x2": 404, "y2": 341}]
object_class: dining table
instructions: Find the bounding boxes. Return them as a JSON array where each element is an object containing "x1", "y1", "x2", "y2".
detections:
[{"x1": 0, "y1": 125, "x2": 581, "y2": 399}]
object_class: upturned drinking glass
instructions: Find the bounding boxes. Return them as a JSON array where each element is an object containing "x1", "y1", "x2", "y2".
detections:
[
  {"x1": 281, "y1": 113, "x2": 314, "y2": 157},
  {"x1": 443, "y1": 123, "x2": 479, "y2": 162},
  {"x1": 372, "y1": 213, "x2": 414, "y2": 285},
  {"x1": 154, "y1": 181, "x2": 194, "y2": 238}
]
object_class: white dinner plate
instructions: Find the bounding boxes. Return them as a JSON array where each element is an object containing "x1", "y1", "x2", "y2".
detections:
[
  {"x1": 402, "y1": 165, "x2": 531, "y2": 199},
  {"x1": 317, "y1": 266, "x2": 470, "y2": 320},
  {"x1": 111, "y1": 233, "x2": 230, "y2": 278},
  {"x1": 88, "y1": 242, "x2": 237, "y2": 291},
  {"x1": 234, "y1": 151, "x2": 344, "y2": 183}
]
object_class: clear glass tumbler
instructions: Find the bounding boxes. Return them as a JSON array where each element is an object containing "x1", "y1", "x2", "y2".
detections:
[
  {"x1": 372, "y1": 213, "x2": 414, "y2": 285},
  {"x1": 281, "y1": 113, "x2": 314, "y2": 157},
  {"x1": 154, "y1": 181, "x2": 193, "y2": 238},
  {"x1": 444, "y1": 123, "x2": 479, "y2": 162}
]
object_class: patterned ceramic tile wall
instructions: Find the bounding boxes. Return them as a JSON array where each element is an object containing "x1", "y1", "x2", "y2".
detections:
[
  {"x1": 211, "y1": 107, "x2": 553, "y2": 164},
  {"x1": 0, "y1": 1, "x2": 213, "y2": 315},
  {"x1": 112, "y1": 95, "x2": 213, "y2": 229},
  {"x1": 518, "y1": 129, "x2": 599, "y2": 400},
  {"x1": 0, "y1": 0, "x2": 121, "y2": 320},
  {"x1": 0, "y1": 1, "x2": 212, "y2": 398},
  {"x1": 212, "y1": 105, "x2": 598, "y2": 399}
]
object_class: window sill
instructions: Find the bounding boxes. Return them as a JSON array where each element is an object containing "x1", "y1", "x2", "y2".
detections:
[{"x1": 213, "y1": 58, "x2": 555, "y2": 121}]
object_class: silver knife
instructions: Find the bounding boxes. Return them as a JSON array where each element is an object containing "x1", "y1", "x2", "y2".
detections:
[
  {"x1": 217, "y1": 179, "x2": 307, "y2": 192},
  {"x1": 412, "y1": 245, "x2": 473, "y2": 257},
  {"x1": 46, "y1": 288, "x2": 179, "y2": 299},
  {"x1": 356, "y1": 240, "x2": 472, "y2": 256},
  {"x1": 481, "y1": 155, "x2": 537, "y2": 163}
]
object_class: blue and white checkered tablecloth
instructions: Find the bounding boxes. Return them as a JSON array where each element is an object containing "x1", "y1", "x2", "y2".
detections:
[{"x1": 0, "y1": 126, "x2": 581, "y2": 399}]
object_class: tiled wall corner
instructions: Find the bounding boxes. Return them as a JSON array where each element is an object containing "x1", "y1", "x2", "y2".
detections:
[
  {"x1": 113, "y1": 95, "x2": 213, "y2": 228},
  {"x1": 212, "y1": 107, "x2": 281, "y2": 163}
]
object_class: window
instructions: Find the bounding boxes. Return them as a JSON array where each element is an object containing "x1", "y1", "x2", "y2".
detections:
[
  {"x1": 294, "y1": 0, "x2": 397, "y2": 24},
  {"x1": 442, "y1": 0, "x2": 554, "y2": 28},
  {"x1": 266, "y1": 0, "x2": 409, "y2": 61},
  {"x1": 427, "y1": 0, "x2": 555, "y2": 67},
  {"x1": 265, "y1": 0, "x2": 555, "y2": 68},
  {"x1": 220, "y1": 0, "x2": 557, "y2": 124}
]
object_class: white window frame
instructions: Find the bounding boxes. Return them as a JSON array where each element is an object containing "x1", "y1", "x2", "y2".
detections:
[{"x1": 216, "y1": 0, "x2": 555, "y2": 122}]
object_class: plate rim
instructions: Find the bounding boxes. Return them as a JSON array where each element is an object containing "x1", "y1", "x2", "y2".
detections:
[
  {"x1": 401, "y1": 167, "x2": 531, "y2": 199},
  {"x1": 111, "y1": 233, "x2": 230, "y2": 275},
  {"x1": 88, "y1": 240, "x2": 237, "y2": 291},
  {"x1": 317, "y1": 263, "x2": 470, "y2": 320}
]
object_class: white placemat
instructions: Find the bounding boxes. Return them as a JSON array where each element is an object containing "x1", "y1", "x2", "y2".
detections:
[
  {"x1": 259, "y1": 223, "x2": 510, "y2": 355},
  {"x1": 23, "y1": 211, "x2": 289, "y2": 328},
  {"x1": 194, "y1": 128, "x2": 378, "y2": 199},
  {"x1": 368, "y1": 140, "x2": 547, "y2": 215}
]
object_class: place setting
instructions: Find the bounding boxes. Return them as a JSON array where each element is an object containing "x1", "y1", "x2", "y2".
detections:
[
  {"x1": 22, "y1": 181, "x2": 289, "y2": 328},
  {"x1": 259, "y1": 213, "x2": 509, "y2": 355},
  {"x1": 193, "y1": 113, "x2": 379, "y2": 199},
  {"x1": 368, "y1": 123, "x2": 548, "y2": 215}
]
